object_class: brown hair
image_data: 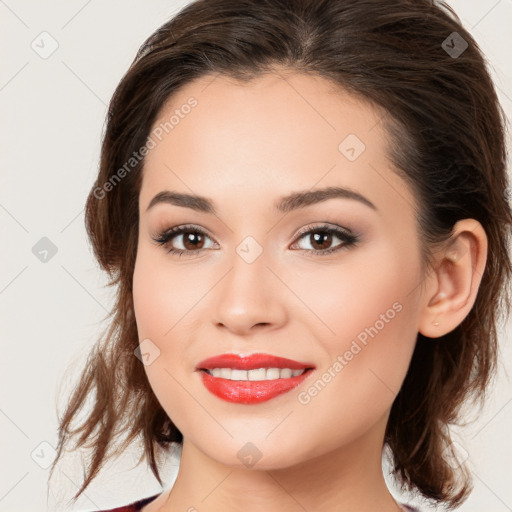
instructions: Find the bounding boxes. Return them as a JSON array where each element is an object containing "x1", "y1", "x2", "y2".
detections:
[{"x1": 49, "y1": 0, "x2": 512, "y2": 508}]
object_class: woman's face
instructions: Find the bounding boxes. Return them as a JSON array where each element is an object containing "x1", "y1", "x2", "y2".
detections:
[{"x1": 133, "y1": 71, "x2": 427, "y2": 468}]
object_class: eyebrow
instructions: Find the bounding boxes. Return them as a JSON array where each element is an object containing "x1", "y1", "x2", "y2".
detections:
[{"x1": 146, "y1": 186, "x2": 377, "y2": 214}]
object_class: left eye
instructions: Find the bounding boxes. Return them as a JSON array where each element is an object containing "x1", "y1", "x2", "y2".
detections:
[
  {"x1": 152, "y1": 224, "x2": 359, "y2": 257},
  {"x1": 291, "y1": 224, "x2": 359, "y2": 255}
]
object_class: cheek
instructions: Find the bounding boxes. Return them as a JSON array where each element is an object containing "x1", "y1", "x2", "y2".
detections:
[
  {"x1": 132, "y1": 251, "x2": 194, "y2": 430},
  {"x1": 295, "y1": 245, "x2": 422, "y2": 430},
  {"x1": 132, "y1": 247, "x2": 190, "y2": 339},
  {"x1": 132, "y1": 252, "x2": 163, "y2": 336},
  {"x1": 293, "y1": 238, "x2": 420, "y2": 350},
  {"x1": 302, "y1": 242, "x2": 418, "y2": 363}
]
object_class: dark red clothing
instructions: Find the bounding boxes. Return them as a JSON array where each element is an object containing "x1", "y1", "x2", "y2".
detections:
[
  {"x1": 95, "y1": 493, "x2": 161, "y2": 511},
  {"x1": 95, "y1": 493, "x2": 420, "y2": 511}
]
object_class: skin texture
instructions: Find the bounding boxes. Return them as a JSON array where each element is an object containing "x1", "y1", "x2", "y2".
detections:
[{"x1": 132, "y1": 70, "x2": 488, "y2": 512}]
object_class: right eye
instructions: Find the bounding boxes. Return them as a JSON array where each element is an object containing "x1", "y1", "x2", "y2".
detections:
[{"x1": 152, "y1": 224, "x2": 218, "y2": 257}]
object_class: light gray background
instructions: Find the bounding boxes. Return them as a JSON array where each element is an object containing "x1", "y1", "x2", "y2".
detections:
[{"x1": 1, "y1": 1, "x2": 511, "y2": 511}]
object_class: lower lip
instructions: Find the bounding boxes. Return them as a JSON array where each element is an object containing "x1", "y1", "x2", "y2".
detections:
[{"x1": 198, "y1": 369, "x2": 314, "y2": 404}]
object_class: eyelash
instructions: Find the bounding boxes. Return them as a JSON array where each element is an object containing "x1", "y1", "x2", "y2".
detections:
[{"x1": 151, "y1": 223, "x2": 359, "y2": 258}]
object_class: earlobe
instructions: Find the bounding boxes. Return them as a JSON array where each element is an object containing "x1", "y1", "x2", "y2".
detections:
[{"x1": 418, "y1": 219, "x2": 488, "y2": 339}]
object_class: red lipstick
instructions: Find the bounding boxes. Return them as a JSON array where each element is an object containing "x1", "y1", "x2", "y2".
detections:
[{"x1": 196, "y1": 353, "x2": 315, "y2": 404}]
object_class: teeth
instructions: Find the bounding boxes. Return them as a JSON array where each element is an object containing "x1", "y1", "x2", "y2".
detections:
[{"x1": 208, "y1": 367, "x2": 306, "y2": 381}]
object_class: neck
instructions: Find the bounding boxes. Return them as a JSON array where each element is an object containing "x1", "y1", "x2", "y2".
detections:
[{"x1": 157, "y1": 414, "x2": 403, "y2": 512}]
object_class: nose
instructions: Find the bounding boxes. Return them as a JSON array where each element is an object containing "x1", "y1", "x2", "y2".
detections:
[{"x1": 211, "y1": 248, "x2": 288, "y2": 336}]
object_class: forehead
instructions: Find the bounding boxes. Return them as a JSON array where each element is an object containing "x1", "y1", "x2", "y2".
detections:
[
  {"x1": 139, "y1": 71, "x2": 416, "y2": 220},
  {"x1": 148, "y1": 71, "x2": 385, "y2": 158}
]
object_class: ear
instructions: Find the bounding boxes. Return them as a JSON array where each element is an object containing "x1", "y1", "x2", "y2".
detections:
[{"x1": 418, "y1": 219, "x2": 488, "y2": 339}]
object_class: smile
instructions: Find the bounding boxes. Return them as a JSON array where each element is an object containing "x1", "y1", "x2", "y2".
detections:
[
  {"x1": 203, "y1": 367, "x2": 307, "y2": 380},
  {"x1": 196, "y1": 352, "x2": 316, "y2": 404},
  {"x1": 198, "y1": 367, "x2": 315, "y2": 404}
]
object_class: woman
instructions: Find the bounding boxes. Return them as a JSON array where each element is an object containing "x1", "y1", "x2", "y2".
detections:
[{"x1": 49, "y1": 0, "x2": 512, "y2": 511}]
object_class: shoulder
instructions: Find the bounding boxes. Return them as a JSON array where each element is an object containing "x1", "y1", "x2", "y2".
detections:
[{"x1": 91, "y1": 493, "x2": 162, "y2": 512}]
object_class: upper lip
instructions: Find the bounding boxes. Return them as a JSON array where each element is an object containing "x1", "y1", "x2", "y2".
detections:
[{"x1": 196, "y1": 353, "x2": 315, "y2": 371}]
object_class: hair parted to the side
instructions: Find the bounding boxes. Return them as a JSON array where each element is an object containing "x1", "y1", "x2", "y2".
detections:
[{"x1": 49, "y1": 0, "x2": 512, "y2": 508}]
